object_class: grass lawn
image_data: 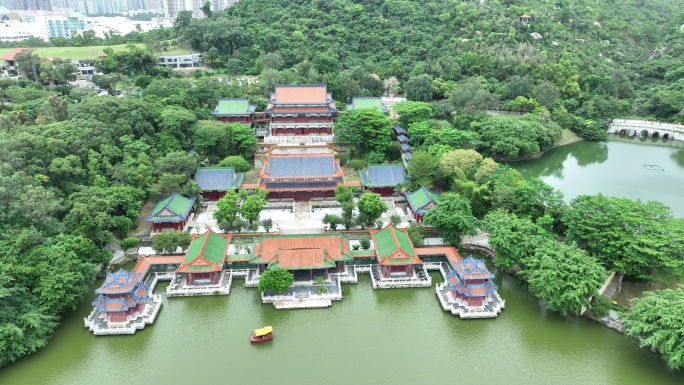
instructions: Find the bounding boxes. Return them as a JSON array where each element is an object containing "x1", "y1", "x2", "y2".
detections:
[{"x1": 0, "y1": 43, "x2": 194, "y2": 60}]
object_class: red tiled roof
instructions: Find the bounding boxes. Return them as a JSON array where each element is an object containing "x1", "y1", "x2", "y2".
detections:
[
  {"x1": 275, "y1": 85, "x2": 327, "y2": 104},
  {"x1": 254, "y1": 235, "x2": 348, "y2": 264},
  {"x1": 0, "y1": 48, "x2": 31, "y2": 61},
  {"x1": 276, "y1": 248, "x2": 329, "y2": 269},
  {"x1": 520, "y1": 13, "x2": 532, "y2": 18}
]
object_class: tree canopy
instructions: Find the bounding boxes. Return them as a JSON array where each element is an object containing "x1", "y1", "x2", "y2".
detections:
[{"x1": 257, "y1": 267, "x2": 294, "y2": 294}]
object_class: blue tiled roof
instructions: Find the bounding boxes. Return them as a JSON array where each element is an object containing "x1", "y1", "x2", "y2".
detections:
[
  {"x1": 402, "y1": 152, "x2": 413, "y2": 160},
  {"x1": 268, "y1": 155, "x2": 334, "y2": 178},
  {"x1": 393, "y1": 124, "x2": 406, "y2": 135},
  {"x1": 362, "y1": 164, "x2": 406, "y2": 187},
  {"x1": 401, "y1": 143, "x2": 412, "y2": 152},
  {"x1": 196, "y1": 167, "x2": 243, "y2": 191},
  {"x1": 397, "y1": 135, "x2": 409, "y2": 143}
]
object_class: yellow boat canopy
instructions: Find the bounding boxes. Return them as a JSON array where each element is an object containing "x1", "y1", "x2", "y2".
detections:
[{"x1": 254, "y1": 326, "x2": 273, "y2": 336}]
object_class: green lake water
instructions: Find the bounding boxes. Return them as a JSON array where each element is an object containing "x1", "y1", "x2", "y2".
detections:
[{"x1": 2, "y1": 137, "x2": 684, "y2": 384}]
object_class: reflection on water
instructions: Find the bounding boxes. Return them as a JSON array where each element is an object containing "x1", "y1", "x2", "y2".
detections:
[{"x1": 511, "y1": 139, "x2": 684, "y2": 217}]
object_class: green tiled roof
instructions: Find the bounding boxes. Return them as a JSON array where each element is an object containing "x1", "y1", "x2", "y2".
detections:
[
  {"x1": 383, "y1": 257, "x2": 417, "y2": 265},
  {"x1": 353, "y1": 98, "x2": 382, "y2": 110},
  {"x1": 372, "y1": 225, "x2": 418, "y2": 263},
  {"x1": 183, "y1": 230, "x2": 230, "y2": 265},
  {"x1": 405, "y1": 186, "x2": 439, "y2": 213},
  {"x1": 145, "y1": 191, "x2": 196, "y2": 223},
  {"x1": 216, "y1": 98, "x2": 250, "y2": 115},
  {"x1": 226, "y1": 253, "x2": 252, "y2": 262}
]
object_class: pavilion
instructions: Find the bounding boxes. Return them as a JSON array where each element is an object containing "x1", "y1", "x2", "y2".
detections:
[
  {"x1": 265, "y1": 84, "x2": 338, "y2": 136},
  {"x1": 211, "y1": 98, "x2": 257, "y2": 125},
  {"x1": 175, "y1": 229, "x2": 231, "y2": 287},
  {"x1": 250, "y1": 233, "x2": 352, "y2": 282},
  {"x1": 403, "y1": 185, "x2": 439, "y2": 223},
  {"x1": 145, "y1": 191, "x2": 196, "y2": 233},
  {"x1": 195, "y1": 167, "x2": 245, "y2": 200},
  {"x1": 360, "y1": 164, "x2": 406, "y2": 196},
  {"x1": 91, "y1": 269, "x2": 151, "y2": 323},
  {"x1": 259, "y1": 150, "x2": 344, "y2": 201},
  {"x1": 445, "y1": 256, "x2": 501, "y2": 308},
  {"x1": 370, "y1": 224, "x2": 424, "y2": 279}
]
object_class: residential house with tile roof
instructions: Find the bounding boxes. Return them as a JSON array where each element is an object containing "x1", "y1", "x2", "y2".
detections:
[
  {"x1": 250, "y1": 233, "x2": 353, "y2": 281},
  {"x1": 445, "y1": 256, "x2": 499, "y2": 307},
  {"x1": 91, "y1": 269, "x2": 151, "y2": 322},
  {"x1": 145, "y1": 191, "x2": 196, "y2": 233},
  {"x1": 176, "y1": 229, "x2": 231, "y2": 286},
  {"x1": 1, "y1": 47, "x2": 31, "y2": 77},
  {"x1": 403, "y1": 185, "x2": 439, "y2": 223},
  {"x1": 360, "y1": 164, "x2": 406, "y2": 196},
  {"x1": 370, "y1": 224, "x2": 423, "y2": 278},
  {"x1": 195, "y1": 167, "x2": 245, "y2": 200},
  {"x1": 265, "y1": 84, "x2": 338, "y2": 137},
  {"x1": 259, "y1": 150, "x2": 344, "y2": 200},
  {"x1": 345, "y1": 97, "x2": 389, "y2": 114},
  {"x1": 211, "y1": 98, "x2": 257, "y2": 125}
]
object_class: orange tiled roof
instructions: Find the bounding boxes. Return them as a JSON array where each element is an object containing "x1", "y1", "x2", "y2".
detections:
[
  {"x1": 274, "y1": 85, "x2": 327, "y2": 104},
  {"x1": 0, "y1": 47, "x2": 31, "y2": 61},
  {"x1": 276, "y1": 248, "x2": 330, "y2": 269},
  {"x1": 254, "y1": 235, "x2": 348, "y2": 264}
]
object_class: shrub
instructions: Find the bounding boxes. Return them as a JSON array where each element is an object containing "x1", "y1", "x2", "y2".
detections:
[
  {"x1": 120, "y1": 237, "x2": 141, "y2": 250},
  {"x1": 375, "y1": 220, "x2": 384, "y2": 229},
  {"x1": 590, "y1": 295, "x2": 611, "y2": 318},
  {"x1": 352, "y1": 243, "x2": 360, "y2": 250},
  {"x1": 389, "y1": 214, "x2": 402, "y2": 226},
  {"x1": 408, "y1": 222, "x2": 425, "y2": 247},
  {"x1": 360, "y1": 235, "x2": 371, "y2": 249},
  {"x1": 347, "y1": 159, "x2": 367, "y2": 170},
  {"x1": 323, "y1": 213, "x2": 342, "y2": 230},
  {"x1": 334, "y1": 153, "x2": 350, "y2": 165},
  {"x1": 262, "y1": 218, "x2": 273, "y2": 232}
]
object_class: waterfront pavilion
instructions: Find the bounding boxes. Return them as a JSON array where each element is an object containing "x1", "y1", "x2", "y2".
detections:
[
  {"x1": 370, "y1": 224, "x2": 423, "y2": 278},
  {"x1": 175, "y1": 229, "x2": 231, "y2": 286},
  {"x1": 251, "y1": 233, "x2": 352, "y2": 282}
]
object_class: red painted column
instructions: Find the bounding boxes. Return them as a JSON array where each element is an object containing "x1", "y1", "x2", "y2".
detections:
[
  {"x1": 185, "y1": 274, "x2": 188, "y2": 285},
  {"x1": 325, "y1": 269, "x2": 328, "y2": 279},
  {"x1": 310, "y1": 269, "x2": 313, "y2": 281}
]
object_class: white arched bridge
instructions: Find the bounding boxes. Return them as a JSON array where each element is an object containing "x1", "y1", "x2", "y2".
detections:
[{"x1": 607, "y1": 119, "x2": 684, "y2": 140}]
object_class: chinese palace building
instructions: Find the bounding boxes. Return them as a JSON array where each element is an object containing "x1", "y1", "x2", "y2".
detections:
[
  {"x1": 145, "y1": 191, "x2": 196, "y2": 233},
  {"x1": 369, "y1": 225, "x2": 427, "y2": 288},
  {"x1": 259, "y1": 150, "x2": 344, "y2": 201},
  {"x1": 250, "y1": 233, "x2": 352, "y2": 282},
  {"x1": 403, "y1": 185, "x2": 439, "y2": 223},
  {"x1": 169, "y1": 229, "x2": 231, "y2": 296},
  {"x1": 265, "y1": 84, "x2": 338, "y2": 137},
  {"x1": 345, "y1": 97, "x2": 389, "y2": 114},
  {"x1": 195, "y1": 167, "x2": 245, "y2": 200},
  {"x1": 86, "y1": 268, "x2": 162, "y2": 335},
  {"x1": 360, "y1": 164, "x2": 406, "y2": 196},
  {"x1": 211, "y1": 98, "x2": 257, "y2": 125},
  {"x1": 440, "y1": 255, "x2": 505, "y2": 318}
]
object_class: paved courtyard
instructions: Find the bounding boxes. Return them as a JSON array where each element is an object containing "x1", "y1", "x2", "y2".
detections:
[{"x1": 188, "y1": 196, "x2": 414, "y2": 233}]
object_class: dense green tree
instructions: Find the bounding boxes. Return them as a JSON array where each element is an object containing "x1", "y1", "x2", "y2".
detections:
[
  {"x1": 214, "y1": 190, "x2": 243, "y2": 231},
  {"x1": 424, "y1": 193, "x2": 478, "y2": 246},
  {"x1": 217, "y1": 155, "x2": 252, "y2": 172},
  {"x1": 151, "y1": 230, "x2": 191, "y2": 254},
  {"x1": 403, "y1": 74, "x2": 435, "y2": 102},
  {"x1": 393, "y1": 101, "x2": 433, "y2": 129},
  {"x1": 356, "y1": 192, "x2": 388, "y2": 226},
  {"x1": 474, "y1": 114, "x2": 562, "y2": 158},
  {"x1": 623, "y1": 288, "x2": 684, "y2": 369},
  {"x1": 563, "y1": 194, "x2": 684, "y2": 280},
  {"x1": 334, "y1": 108, "x2": 392, "y2": 158},
  {"x1": 257, "y1": 267, "x2": 293, "y2": 294},
  {"x1": 523, "y1": 241, "x2": 606, "y2": 316},
  {"x1": 241, "y1": 189, "x2": 268, "y2": 225},
  {"x1": 335, "y1": 185, "x2": 356, "y2": 230},
  {"x1": 407, "y1": 151, "x2": 438, "y2": 189}
]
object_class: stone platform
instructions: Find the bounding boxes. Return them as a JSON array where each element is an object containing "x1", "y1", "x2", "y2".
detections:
[{"x1": 274, "y1": 299, "x2": 332, "y2": 309}]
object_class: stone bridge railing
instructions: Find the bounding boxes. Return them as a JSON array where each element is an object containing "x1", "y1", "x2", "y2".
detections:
[{"x1": 607, "y1": 119, "x2": 684, "y2": 141}]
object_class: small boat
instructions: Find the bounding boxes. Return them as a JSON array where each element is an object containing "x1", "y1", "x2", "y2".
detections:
[{"x1": 250, "y1": 326, "x2": 273, "y2": 343}]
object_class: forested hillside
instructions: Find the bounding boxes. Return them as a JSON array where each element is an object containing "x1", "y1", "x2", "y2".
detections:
[{"x1": 178, "y1": 0, "x2": 684, "y2": 122}]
